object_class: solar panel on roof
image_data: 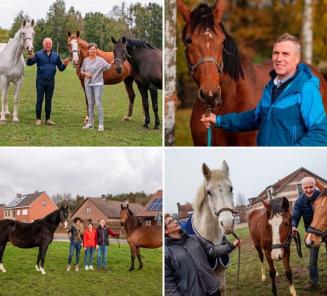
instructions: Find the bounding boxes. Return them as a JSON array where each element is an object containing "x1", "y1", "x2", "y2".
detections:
[{"x1": 147, "y1": 198, "x2": 162, "y2": 211}]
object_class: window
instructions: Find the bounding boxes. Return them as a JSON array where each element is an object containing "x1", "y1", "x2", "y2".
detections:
[
  {"x1": 17, "y1": 210, "x2": 20, "y2": 215},
  {"x1": 12, "y1": 210, "x2": 16, "y2": 217},
  {"x1": 297, "y1": 183, "x2": 303, "y2": 195},
  {"x1": 22, "y1": 209, "x2": 28, "y2": 215},
  {"x1": 42, "y1": 200, "x2": 47, "y2": 207},
  {"x1": 145, "y1": 220, "x2": 152, "y2": 226},
  {"x1": 86, "y1": 207, "x2": 91, "y2": 214}
]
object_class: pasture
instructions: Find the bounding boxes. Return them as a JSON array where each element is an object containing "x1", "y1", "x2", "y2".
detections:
[
  {"x1": 0, "y1": 66, "x2": 162, "y2": 146},
  {"x1": 225, "y1": 222, "x2": 327, "y2": 296},
  {"x1": 0, "y1": 242, "x2": 162, "y2": 296}
]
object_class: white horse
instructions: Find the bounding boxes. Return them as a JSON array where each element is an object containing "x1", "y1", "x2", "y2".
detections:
[
  {"x1": 0, "y1": 19, "x2": 35, "y2": 122},
  {"x1": 192, "y1": 160, "x2": 236, "y2": 296}
]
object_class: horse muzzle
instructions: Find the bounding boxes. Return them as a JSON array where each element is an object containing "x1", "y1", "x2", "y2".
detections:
[
  {"x1": 198, "y1": 87, "x2": 222, "y2": 108},
  {"x1": 115, "y1": 65, "x2": 123, "y2": 74}
]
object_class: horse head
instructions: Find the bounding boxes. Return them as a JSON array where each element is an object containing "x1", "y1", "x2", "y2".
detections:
[
  {"x1": 67, "y1": 31, "x2": 81, "y2": 68},
  {"x1": 59, "y1": 205, "x2": 69, "y2": 229},
  {"x1": 178, "y1": 0, "x2": 227, "y2": 108},
  {"x1": 120, "y1": 204, "x2": 132, "y2": 227},
  {"x1": 111, "y1": 36, "x2": 128, "y2": 74},
  {"x1": 262, "y1": 197, "x2": 291, "y2": 261},
  {"x1": 20, "y1": 19, "x2": 35, "y2": 55},
  {"x1": 305, "y1": 182, "x2": 327, "y2": 248}
]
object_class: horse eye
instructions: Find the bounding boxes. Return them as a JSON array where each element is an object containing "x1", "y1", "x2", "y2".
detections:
[
  {"x1": 230, "y1": 186, "x2": 233, "y2": 193},
  {"x1": 185, "y1": 37, "x2": 192, "y2": 45},
  {"x1": 207, "y1": 190, "x2": 212, "y2": 196}
]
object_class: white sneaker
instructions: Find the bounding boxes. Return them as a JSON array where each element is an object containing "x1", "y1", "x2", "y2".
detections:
[
  {"x1": 98, "y1": 125, "x2": 104, "y2": 131},
  {"x1": 66, "y1": 265, "x2": 71, "y2": 271},
  {"x1": 89, "y1": 265, "x2": 93, "y2": 270},
  {"x1": 83, "y1": 123, "x2": 93, "y2": 129},
  {"x1": 85, "y1": 265, "x2": 89, "y2": 270}
]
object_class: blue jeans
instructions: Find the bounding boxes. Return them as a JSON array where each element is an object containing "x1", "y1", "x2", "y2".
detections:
[
  {"x1": 309, "y1": 246, "x2": 320, "y2": 284},
  {"x1": 97, "y1": 245, "x2": 108, "y2": 268},
  {"x1": 84, "y1": 247, "x2": 95, "y2": 267},
  {"x1": 68, "y1": 241, "x2": 82, "y2": 265}
]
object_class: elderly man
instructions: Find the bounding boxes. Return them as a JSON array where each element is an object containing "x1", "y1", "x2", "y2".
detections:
[
  {"x1": 292, "y1": 177, "x2": 321, "y2": 291},
  {"x1": 201, "y1": 33, "x2": 327, "y2": 146},
  {"x1": 27, "y1": 38, "x2": 69, "y2": 126}
]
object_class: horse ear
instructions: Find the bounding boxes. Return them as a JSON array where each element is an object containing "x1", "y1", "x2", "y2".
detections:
[
  {"x1": 77, "y1": 30, "x2": 80, "y2": 38},
  {"x1": 213, "y1": 0, "x2": 226, "y2": 23},
  {"x1": 111, "y1": 36, "x2": 117, "y2": 44},
  {"x1": 261, "y1": 198, "x2": 271, "y2": 212},
  {"x1": 221, "y1": 160, "x2": 229, "y2": 176},
  {"x1": 22, "y1": 19, "x2": 26, "y2": 28},
  {"x1": 121, "y1": 204, "x2": 124, "y2": 209},
  {"x1": 31, "y1": 19, "x2": 35, "y2": 27},
  {"x1": 282, "y1": 197, "x2": 290, "y2": 212},
  {"x1": 122, "y1": 36, "x2": 127, "y2": 44},
  {"x1": 202, "y1": 163, "x2": 211, "y2": 180},
  {"x1": 315, "y1": 179, "x2": 325, "y2": 192},
  {"x1": 177, "y1": 0, "x2": 191, "y2": 24},
  {"x1": 68, "y1": 31, "x2": 71, "y2": 37}
]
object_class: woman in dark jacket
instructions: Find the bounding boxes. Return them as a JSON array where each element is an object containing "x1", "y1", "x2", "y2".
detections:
[{"x1": 165, "y1": 214, "x2": 240, "y2": 296}]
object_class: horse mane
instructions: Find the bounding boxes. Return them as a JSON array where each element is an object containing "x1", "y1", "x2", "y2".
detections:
[
  {"x1": 193, "y1": 183, "x2": 206, "y2": 212},
  {"x1": 126, "y1": 38, "x2": 155, "y2": 50},
  {"x1": 190, "y1": 3, "x2": 215, "y2": 31}
]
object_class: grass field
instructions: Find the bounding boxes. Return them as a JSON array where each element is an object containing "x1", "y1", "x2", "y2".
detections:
[
  {"x1": 0, "y1": 66, "x2": 162, "y2": 146},
  {"x1": 224, "y1": 221, "x2": 327, "y2": 296},
  {"x1": 0, "y1": 242, "x2": 162, "y2": 296}
]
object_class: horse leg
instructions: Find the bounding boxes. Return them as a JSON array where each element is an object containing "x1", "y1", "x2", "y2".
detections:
[
  {"x1": 0, "y1": 77, "x2": 9, "y2": 122},
  {"x1": 149, "y1": 86, "x2": 160, "y2": 129},
  {"x1": 35, "y1": 247, "x2": 42, "y2": 272},
  {"x1": 282, "y1": 248, "x2": 297, "y2": 296},
  {"x1": 122, "y1": 76, "x2": 135, "y2": 121},
  {"x1": 129, "y1": 244, "x2": 136, "y2": 272},
  {"x1": 0, "y1": 241, "x2": 8, "y2": 273},
  {"x1": 255, "y1": 246, "x2": 266, "y2": 281},
  {"x1": 137, "y1": 83, "x2": 150, "y2": 128},
  {"x1": 12, "y1": 76, "x2": 23, "y2": 122},
  {"x1": 265, "y1": 250, "x2": 277, "y2": 296},
  {"x1": 215, "y1": 266, "x2": 226, "y2": 296},
  {"x1": 80, "y1": 81, "x2": 89, "y2": 123},
  {"x1": 39, "y1": 244, "x2": 49, "y2": 275},
  {"x1": 136, "y1": 247, "x2": 143, "y2": 270}
]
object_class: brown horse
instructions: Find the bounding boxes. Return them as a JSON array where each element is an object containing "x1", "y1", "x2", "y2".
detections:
[
  {"x1": 120, "y1": 204, "x2": 162, "y2": 271},
  {"x1": 248, "y1": 198, "x2": 298, "y2": 296},
  {"x1": 67, "y1": 31, "x2": 136, "y2": 122},
  {"x1": 177, "y1": 0, "x2": 327, "y2": 146},
  {"x1": 305, "y1": 180, "x2": 327, "y2": 247}
]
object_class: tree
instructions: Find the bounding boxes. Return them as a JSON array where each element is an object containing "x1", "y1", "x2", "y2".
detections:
[
  {"x1": 0, "y1": 27, "x2": 9, "y2": 42},
  {"x1": 234, "y1": 192, "x2": 248, "y2": 206}
]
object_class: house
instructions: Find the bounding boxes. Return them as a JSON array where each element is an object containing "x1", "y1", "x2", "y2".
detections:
[
  {"x1": 248, "y1": 167, "x2": 327, "y2": 211},
  {"x1": 177, "y1": 202, "x2": 193, "y2": 220},
  {"x1": 136, "y1": 190, "x2": 163, "y2": 226},
  {"x1": 4, "y1": 191, "x2": 58, "y2": 223},
  {"x1": 0, "y1": 204, "x2": 5, "y2": 220},
  {"x1": 70, "y1": 197, "x2": 144, "y2": 231}
]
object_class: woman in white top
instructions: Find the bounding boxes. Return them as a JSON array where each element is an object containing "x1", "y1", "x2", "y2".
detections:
[{"x1": 80, "y1": 43, "x2": 112, "y2": 131}]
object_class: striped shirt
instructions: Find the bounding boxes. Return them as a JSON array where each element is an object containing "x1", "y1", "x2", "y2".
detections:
[{"x1": 81, "y1": 56, "x2": 111, "y2": 86}]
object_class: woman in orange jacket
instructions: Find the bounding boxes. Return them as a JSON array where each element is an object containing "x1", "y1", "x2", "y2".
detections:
[{"x1": 83, "y1": 222, "x2": 97, "y2": 270}]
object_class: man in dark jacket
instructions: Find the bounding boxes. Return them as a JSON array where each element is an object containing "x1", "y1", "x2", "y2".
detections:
[
  {"x1": 165, "y1": 214, "x2": 239, "y2": 296},
  {"x1": 26, "y1": 37, "x2": 69, "y2": 126},
  {"x1": 292, "y1": 177, "x2": 321, "y2": 291},
  {"x1": 96, "y1": 219, "x2": 120, "y2": 270}
]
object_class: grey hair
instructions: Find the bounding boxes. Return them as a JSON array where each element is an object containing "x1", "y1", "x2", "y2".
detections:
[
  {"x1": 274, "y1": 33, "x2": 301, "y2": 54},
  {"x1": 87, "y1": 43, "x2": 97, "y2": 49},
  {"x1": 301, "y1": 176, "x2": 316, "y2": 187}
]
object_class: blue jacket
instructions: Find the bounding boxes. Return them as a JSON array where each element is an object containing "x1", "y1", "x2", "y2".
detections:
[
  {"x1": 26, "y1": 50, "x2": 66, "y2": 80},
  {"x1": 291, "y1": 189, "x2": 320, "y2": 230},
  {"x1": 216, "y1": 64, "x2": 327, "y2": 146}
]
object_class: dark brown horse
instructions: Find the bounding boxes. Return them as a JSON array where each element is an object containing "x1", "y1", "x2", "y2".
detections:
[
  {"x1": 0, "y1": 206, "x2": 68, "y2": 274},
  {"x1": 177, "y1": 0, "x2": 327, "y2": 146},
  {"x1": 248, "y1": 198, "x2": 299, "y2": 296},
  {"x1": 305, "y1": 180, "x2": 327, "y2": 248},
  {"x1": 67, "y1": 31, "x2": 136, "y2": 122},
  {"x1": 111, "y1": 37, "x2": 162, "y2": 129},
  {"x1": 120, "y1": 204, "x2": 162, "y2": 271}
]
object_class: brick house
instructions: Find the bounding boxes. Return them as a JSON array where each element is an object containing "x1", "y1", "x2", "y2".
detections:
[
  {"x1": 177, "y1": 202, "x2": 193, "y2": 220},
  {"x1": 248, "y1": 167, "x2": 327, "y2": 211},
  {"x1": 4, "y1": 191, "x2": 58, "y2": 222},
  {"x1": 0, "y1": 204, "x2": 5, "y2": 220},
  {"x1": 137, "y1": 190, "x2": 163, "y2": 226},
  {"x1": 70, "y1": 197, "x2": 144, "y2": 231}
]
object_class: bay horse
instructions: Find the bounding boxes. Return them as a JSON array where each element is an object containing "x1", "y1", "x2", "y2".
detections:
[
  {"x1": 0, "y1": 19, "x2": 35, "y2": 123},
  {"x1": 248, "y1": 197, "x2": 301, "y2": 296},
  {"x1": 305, "y1": 180, "x2": 327, "y2": 248},
  {"x1": 0, "y1": 206, "x2": 68, "y2": 275},
  {"x1": 111, "y1": 36, "x2": 162, "y2": 129},
  {"x1": 182, "y1": 161, "x2": 236, "y2": 296},
  {"x1": 120, "y1": 204, "x2": 162, "y2": 271},
  {"x1": 177, "y1": 0, "x2": 327, "y2": 146},
  {"x1": 67, "y1": 31, "x2": 136, "y2": 123}
]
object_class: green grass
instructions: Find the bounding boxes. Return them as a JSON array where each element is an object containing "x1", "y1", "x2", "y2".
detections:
[
  {"x1": 225, "y1": 221, "x2": 327, "y2": 296},
  {"x1": 0, "y1": 242, "x2": 162, "y2": 296},
  {"x1": 0, "y1": 66, "x2": 162, "y2": 146}
]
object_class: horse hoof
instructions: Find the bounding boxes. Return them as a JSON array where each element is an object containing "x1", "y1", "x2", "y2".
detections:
[
  {"x1": 153, "y1": 125, "x2": 159, "y2": 130},
  {"x1": 261, "y1": 276, "x2": 266, "y2": 282},
  {"x1": 129, "y1": 268, "x2": 134, "y2": 272},
  {"x1": 123, "y1": 116, "x2": 131, "y2": 121},
  {"x1": 13, "y1": 118, "x2": 19, "y2": 123},
  {"x1": 139, "y1": 265, "x2": 143, "y2": 270},
  {"x1": 143, "y1": 124, "x2": 149, "y2": 128}
]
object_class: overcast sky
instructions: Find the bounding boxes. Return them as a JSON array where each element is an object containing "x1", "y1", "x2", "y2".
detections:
[
  {"x1": 0, "y1": 0, "x2": 163, "y2": 29},
  {"x1": 165, "y1": 148, "x2": 327, "y2": 213},
  {"x1": 0, "y1": 148, "x2": 162, "y2": 204}
]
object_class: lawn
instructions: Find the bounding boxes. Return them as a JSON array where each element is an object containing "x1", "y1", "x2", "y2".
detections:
[
  {"x1": 224, "y1": 221, "x2": 327, "y2": 296},
  {"x1": 0, "y1": 242, "x2": 162, "y2": 296},
  {"x1": 0, "y1": 66, "x2": 162, "y2": 146}
]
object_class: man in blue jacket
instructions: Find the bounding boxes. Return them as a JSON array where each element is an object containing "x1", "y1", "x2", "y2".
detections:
[
  {"x1": 291, "y1": 177, "x2": 321, "y2": 291},
  {"x1": 27, "y1": 38, "x2": 69, "y2": 126},
  {"x1": 201, "y1": 33, "x2": 327, "y2": 146}
]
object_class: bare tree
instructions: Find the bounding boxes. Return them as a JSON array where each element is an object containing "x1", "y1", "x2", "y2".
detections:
[{"x1": 302, "y1": 0, "x2": 313, "y2": 64}]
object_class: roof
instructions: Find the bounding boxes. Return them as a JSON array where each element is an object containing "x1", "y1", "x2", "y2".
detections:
[
  {"x1": 177, "y1": 202, "x2": 193, "y2": 219},
  {"x1": 6, "y1": 191, "x2": 45, "y2": 208},
  {"x1": 71, "y1": 197, "x2": 144, "y2": 219},
  {"x1": 0, "y1": 204, "x2": 5, "y2": 208},
  {"x1": 137, "y1": 190, "x2": 162, "y2": 218}
]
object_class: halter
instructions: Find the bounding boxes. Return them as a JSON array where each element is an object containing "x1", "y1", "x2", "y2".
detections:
[
  {"x1": 186, "y1": 55, "x2": 224, "y2": 78},
  {"x1": 114, "y1": 45, "x2": 131, "y2": 65},
  {"x1": 271, "y1": 216, "x2": 292, "y2": 250},
  {"x1": 215, "y1": 207, "x2": 237, "y2": 218},
  {"x1": 70, "y1": 49, "x2": 80, "y2": 68},
  {"x1": 307, "y1": 226, "x2": 327, "y2": 241}
]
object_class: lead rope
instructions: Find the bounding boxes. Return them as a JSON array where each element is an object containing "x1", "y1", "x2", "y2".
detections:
[
  {"x1": 206, "y1": 106, "x2": 212, "y2": 146},
  {"x1": 230, "y1": 230, "x2": 240, "y2": 296}
]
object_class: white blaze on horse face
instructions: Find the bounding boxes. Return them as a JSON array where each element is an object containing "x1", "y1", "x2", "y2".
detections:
[
  {"x1": 64, "y1": 221, "x2": 68, "y2": 229},
  {"x1": 21, "y1": 23, "x2": 35, "y2": 53},
  {"x1": 269, "y1": 214, "x2": 283, "y2": 260},
  {"x1": 71, "y1": 39, "x2": 79, "y2": 65}
]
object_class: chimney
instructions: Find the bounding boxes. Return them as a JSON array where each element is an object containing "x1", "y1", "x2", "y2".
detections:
[{"x1": 16, "y1": 193, "x2": 22, "y2": 198}]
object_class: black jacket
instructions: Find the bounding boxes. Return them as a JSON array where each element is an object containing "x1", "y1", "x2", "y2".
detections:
[{"x1": 165, "y1": 231, "x2": 235, "y2": 296}]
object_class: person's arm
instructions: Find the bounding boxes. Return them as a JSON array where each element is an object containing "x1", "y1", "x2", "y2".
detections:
[
  {"x1": 108, "y1": 228, "x2": 119, "y2": 238},
  {"x1": 165, "y1": 250, "x2": 183, "y2": 296},
  {"x1": 101, "y1": 58, "x2": 111, "y2": 72},
  {"x1": 80, "y1": 60, "x2": 92, "y2": 79},
  {"x1": 295, "y1": 81, "x2": 327, "y2": 146},
  {"x1": 56, "y1": 55, "x2": 67, "y2": 71},
  {"x1": 291, "y1": 198, "x2": 302, "y2": 229},
  {"x1": 26, "y1": 52, "x2": 37, "y2": 66},
  {"x1": 200, "y1": 236, "x2": 236, "y2": 258}
]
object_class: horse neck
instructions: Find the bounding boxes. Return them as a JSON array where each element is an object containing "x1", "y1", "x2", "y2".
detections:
[
  {"x1": 192, "y1": 194, "x2": 223, "y2": 245},
  {"x1": 6, "y1": 32, "x2": 24, "y2": 64},
  {"x1": 43, "y1": 209, "x2": 60, "y2": 232},
  {"x1": 78, "y1": 40, "x2": 89, "y2": 66},
  {"x1": 124, "y1": 214, "x2": 139, "y2": 235}
]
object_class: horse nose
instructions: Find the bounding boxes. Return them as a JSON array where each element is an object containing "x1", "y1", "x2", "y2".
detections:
[
  {"x1": 271, "y1": 249, "x2": 283, "y2": 261},
  {"x1": 220, "y1": 219, "x2": 235, "y2": 234},
  {"x1": 115, "y1": 65, "x2": 123, "y2": 74},
  {"x1": 198, "y1": 87, "x2": 222, "y2": 107}
]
